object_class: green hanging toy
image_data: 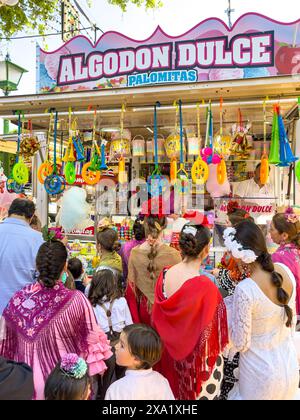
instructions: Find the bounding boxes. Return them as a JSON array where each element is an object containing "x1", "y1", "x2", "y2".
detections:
[{"x1": 12, "y1": 112, "x2": 29, "y2": 185}]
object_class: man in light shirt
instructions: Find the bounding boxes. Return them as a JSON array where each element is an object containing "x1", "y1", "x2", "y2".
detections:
[
  {"x1": 233, "y1": 163, "x2": 275, "y2": 205},
  {"x1": 0, "y1": 199, "x2": 44, "y2": 314}
]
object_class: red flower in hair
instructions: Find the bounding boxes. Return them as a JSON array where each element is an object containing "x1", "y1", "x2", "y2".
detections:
[{"x1": 227, "y1": 201, "x2": 239, "y2": 214}]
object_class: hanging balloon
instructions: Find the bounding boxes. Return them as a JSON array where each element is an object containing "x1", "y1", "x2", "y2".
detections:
[
  {"x1": 64, "y1": 162, "x2": 76, "y2": 185},
  {"x1": 44, "y1": 174, "x2": 66, "y2": 195},
  {"x1": 38, "y1": 162, "x2": 54, "y2": 184},
  {"x1": 213, "y1": 131, "x2": 232, "y2": 159},
  {"x1": 12, "y1": 161, "x2": 29, "y2": 185},
  {"x1": 82, "y1": 162, "x2": 101, "y2": 185},
  {"x1": 217, "y1": 159, "x2": 227, "y2": 185},
  {"x1": 191, "y1": 156, "x2": 209, "y2": 185}
]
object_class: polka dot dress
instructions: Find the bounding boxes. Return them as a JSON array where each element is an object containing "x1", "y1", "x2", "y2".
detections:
[{"x1": 197, "y1": 356, "x2": 224, "y2": 400}]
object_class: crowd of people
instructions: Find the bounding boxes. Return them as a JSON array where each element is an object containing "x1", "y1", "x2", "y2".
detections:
[{"x1": 0, "y1": 197, "x2": 300, "y2": 400}]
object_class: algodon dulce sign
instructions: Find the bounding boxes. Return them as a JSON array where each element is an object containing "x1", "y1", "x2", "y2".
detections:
[{"x1": 57, "y1": 31, "x2": 274, "y2": 86}]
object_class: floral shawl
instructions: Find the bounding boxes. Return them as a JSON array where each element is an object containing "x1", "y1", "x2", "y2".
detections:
[{"x1": 0, "y1": 281, "x2": 112, "y2": 399}]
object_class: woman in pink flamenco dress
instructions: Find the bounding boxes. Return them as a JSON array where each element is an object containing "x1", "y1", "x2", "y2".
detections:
[{"x1": 0, "y1": 240, "x2": 112, "y2": 400}]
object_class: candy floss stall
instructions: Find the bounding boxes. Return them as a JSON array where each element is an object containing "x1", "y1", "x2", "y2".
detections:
[{"x1": 0, "y1": 12, "x2": 300, "y2": 268}]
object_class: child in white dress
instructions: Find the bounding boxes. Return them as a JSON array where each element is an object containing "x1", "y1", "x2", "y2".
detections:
[
  {"x1": 87, "y1": 269, "x2": 133, "y2": 343},
  {"x1": 105, "y1": 324, "x2": 175, "y2": 400}
]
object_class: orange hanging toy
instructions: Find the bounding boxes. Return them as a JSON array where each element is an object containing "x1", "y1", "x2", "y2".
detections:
[{"x1": 260, "y1": 99, "x2": 270, "y2": 186}]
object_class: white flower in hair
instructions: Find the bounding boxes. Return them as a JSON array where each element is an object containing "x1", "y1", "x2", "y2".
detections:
[
  {"x1": 223, "y1": 227, "x2": 257, "y2": 264},
  {"x1": 183, "y1": 226, "x2": 198, "y2": 237}
]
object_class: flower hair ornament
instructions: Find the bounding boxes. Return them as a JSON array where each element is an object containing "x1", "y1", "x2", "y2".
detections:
[
  {"x1": 284, "y1": 207, "x2": 299, "y2": 224},
  {"x1": 60, "y1": 354, "x2": 88, "y2": 379},
  {"x1": 227, "y1": 200, "x2": 240, "y2": 214},
  {"x1": 42, "y1": 226, "x2": 65, "y2": 241},
  {"x1": 182, "y1": 225, "x2": 198, "y2": 237},
  {"x1": 223, "y1": 227, "x2": 258, "y2": 264}
]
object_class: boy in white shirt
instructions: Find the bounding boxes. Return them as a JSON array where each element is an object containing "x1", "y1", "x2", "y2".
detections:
[{"x1": 105, "y1": 324, "x2": 175, "y2": 400}]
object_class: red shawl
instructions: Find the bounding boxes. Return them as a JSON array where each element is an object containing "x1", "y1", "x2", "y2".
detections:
[{"x1": 152, "y1": 268, "x2": 228, "y2": 400}]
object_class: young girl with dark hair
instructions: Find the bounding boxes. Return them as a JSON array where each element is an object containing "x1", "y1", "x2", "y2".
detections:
[
  {"x1": 270, "y1": 208, "x2": 300, "y2": 317},
  {"x1": 44, "y1": 354, "x2": 91, "y2": 400},
  {"x1": 126, "y1": 215, "x2": 181, "y2": 325},
  {"x1": 119, "y1": 216, "x2": 146, "y2": 281},
  {"x1": 0, "y1": 240, "x2": 112, "y2": 400},
  {"x1": 96, "y1": 227, "x2": 123, "y2": 276},
  {"x1": 223, "y1": 220, "x2": 299, "y2": 400},
  {"x1": 105, "y1": 324, "x2": 174, "y2": 400},
  {"x1": 152, "y1": 224, "x2": 228, "y2": 400},
  {"x1": 88, "y1": 269, "x2": 132, "y2": 343}
]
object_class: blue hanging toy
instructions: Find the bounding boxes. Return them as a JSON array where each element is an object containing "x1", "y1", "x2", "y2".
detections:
[{"x1": 44, "y1": 111, "x2": 66, "y2": 195}]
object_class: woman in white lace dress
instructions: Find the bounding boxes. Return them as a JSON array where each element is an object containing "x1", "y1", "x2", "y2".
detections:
[{"x1": 223, "y1": 221, "x2": 299, "y2": 400}]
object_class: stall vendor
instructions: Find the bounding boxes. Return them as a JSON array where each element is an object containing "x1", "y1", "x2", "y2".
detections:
[{"x1": 232, "y1": 163, "x2": 275, "y2": 205}]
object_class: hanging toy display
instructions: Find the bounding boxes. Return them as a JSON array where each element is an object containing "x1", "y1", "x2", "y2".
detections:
[
  {"x1": 118, "y1": 104, "x2": 128, "y2": 184},
  {"x1": 269, "y1": 105, "x2": 298, "y2": 167},
  {"x1": 296, "y1": 161, "x2": 300, "y2": 183},
  {"x1": 165, "y1": 101, "x2": 185, "y2": 160},
  {"x1": 200, "y1": 102, "x2": 221, "y2": 165},
  {"x1": 132, "y1": 135, "x2": 145, "y2": 157},
  {"x1": 213, "y1": 100, "x2": 232, "y2": 160},
  {"x1": 110, "y1": 106, "x2": 131, "y2": 160},
  {"x1": 231, "y1": 109, "x2": 253, "y2": 159},
  {"x1": 170, "y1": 157, "x2": 178, "y2": 184},
  {"x1": 277, "y1": 106, "x2": 298, "y2": 167},
  {"x1": 100, "y1": 140, "x2": 108, "y2": 170},
  {"x1": 176, "y1": 100, "x2": 189, "y2": 187},
  {"x1": 205, "y1": 102, "x2": 230, "y2": 197},
  {"x1": 63, "y1": 109, "x2": 77, "y2": 185},
  {"x1": 118, "y1": 157, "x2": 127, "y2": 184},
  {"x1": 82, "y1": 110, "x2": 101, "y2": 186},
  {"x1": 73, "y1": 136, "x2": 85, "y2": 162},
  {"x1": 269, "y1": 105, "x2": 281, "y2": 164},
  {"x1": 188, "y1": 104, "x2": 201, "y2": 156},
  {"x1": 38, "y1": 114, "x2": 54, "y2": 184},
  {"x1": 10, "y1": 113, "x2": 29, "y2": 191},
  {"x1": 44, "y1": 111, "x2": 66, "y2": 195},
  {"x1": 216, "y1": 99, "x2": 228, "y2": 185},
  {"x1": 191, "y1": 104, "x2": 209, "y2": 185},
  {"x1": 148, "y1": 102, "x2": 168, "y2": 196},
  {"x1": 260, "y1": 100, "x2": 270, "y2": 185},
  {"x1": 20, "y1": 120, "x2": 40, "y2": 158}
]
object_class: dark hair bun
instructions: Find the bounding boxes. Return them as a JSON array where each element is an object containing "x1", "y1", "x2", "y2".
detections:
[
  {"x1": 179, "y1": 234, "x2": 199, "y2": 257},
  {"x1": 179, "y1": 224, "x2": 211, "y2": 259}
]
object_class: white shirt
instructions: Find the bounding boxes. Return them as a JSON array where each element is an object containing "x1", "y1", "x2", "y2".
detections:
[
  {"x1": 233, "y1": 178, "x2": 275, "y2": 202},
  {"x1": 105, "y1": 369, "x2": 175, "y2": 400},
  {"x1": 93, "y1": 297, "x2": 133, "y2": 333}
]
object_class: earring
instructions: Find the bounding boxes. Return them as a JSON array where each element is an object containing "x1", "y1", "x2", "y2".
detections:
[{"x1": 241, "y1": 264, "x2": 251, "y2": 278}]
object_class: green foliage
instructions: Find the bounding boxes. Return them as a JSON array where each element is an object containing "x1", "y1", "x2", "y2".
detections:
[
  {"x1": 0, "y1": 0, "x2": 162, "y2": 39},
  {"x1": 107, "y1": 0, "x2": 163, "y2": 12},
  {"x1": 0, "y1": 0, "x2": 59, "y2": 38}
]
